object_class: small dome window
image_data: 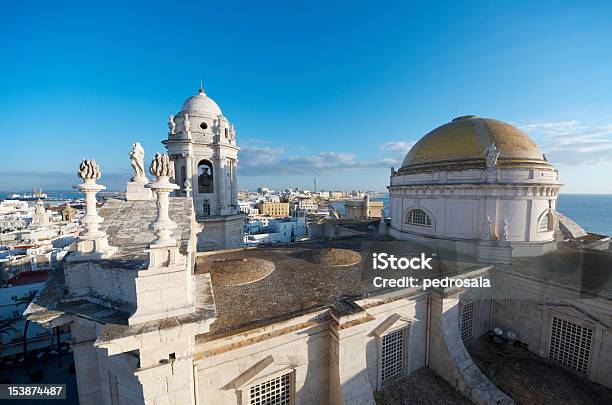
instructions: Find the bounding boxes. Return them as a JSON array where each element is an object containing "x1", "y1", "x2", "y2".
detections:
[{"x1": 200, "y1": 122, "x2": 208, "y2": 130}]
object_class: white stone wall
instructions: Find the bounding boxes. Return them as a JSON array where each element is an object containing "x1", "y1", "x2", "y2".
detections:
[
  {"x1": 389, "y1": 163, "x2": 561, "y2": 258},
  {"x1": 360, "y1": 295, "x2": 428, "y2": 390},
  {"x1": 492, "y1": 269, "x2": 612, "y2": 388},
  {"x1": 197, "y1": 323, "x2": 330, "y2": 404},
  {"x1": 195, "y1": 215, "x2": 243, "y2": 251},
  {"x1": 98, "y1": 348, "x2": 143, "y2": 405},
  {"x1": 196, "y1": 293, "x2": 437, "y2": 404},
  {"x1": 70, "y1": 321, "x2": 104, "y2": 405},
  {"x1": 89, "y1": 266, "x2": 138, "y2": 310},
  {"x1": 389, "y1": 184, "x2": 560, "y2": 256}
]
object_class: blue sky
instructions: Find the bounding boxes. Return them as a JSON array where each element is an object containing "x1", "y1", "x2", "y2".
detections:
[{"x1": 1, "y1": 1, "x2": 612, "y2": 193}]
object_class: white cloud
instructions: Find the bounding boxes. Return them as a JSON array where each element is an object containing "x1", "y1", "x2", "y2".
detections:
[
  {"x1": 520, "y1": 120, "x2": 612, "y2": 165},
  {"x1": 380, "y1": 141, "x2": 416, "y2": 154},
  {"x1": 239, "y1": 140, "x2": 413, "y2": 176}
]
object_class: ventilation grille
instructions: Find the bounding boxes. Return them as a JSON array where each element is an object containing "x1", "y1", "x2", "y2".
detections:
[
  {"x1": 381, "y1": 329, "x2": 404, "y2": 382},
  {"x1": 461, "y1": 302, "x2": 474, "y2": 341},
  {"x1": 249, "y1": 372, "x2": 292, "y2": 405},
  {"x1": 549, "y1": 316, "x2": 593, "y2": 374}
]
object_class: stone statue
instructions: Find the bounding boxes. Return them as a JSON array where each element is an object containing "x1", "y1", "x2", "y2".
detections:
[
  {"x1": 391, "y1": 167, "x2": 395, "y2": 176},
  {"x1": 484, "y1": 143, "x2": 500, "y2": 168},
  {"x1": 499, "y1": 218, "x2": 509, "y2": 241},
  {"x1": 217, "y1": 115, "x2": 224, "y2": 128},
  {"x1": 168, "y1": 115, "x2": 176, "y2": 135},
  {"x1": 149, "y1": 153, "x2": 174, "y2": 178},
  {"x1": 482, "y1": 215, "x2": 494, "y2": 240},
  {"x1": 542, "y1": 153, "x2": 547, "y2": 162},
  {"x1": 78, "y1": 159, "x2": 101, "y2": 180},
  {"x1": 184, "y1": 178, "x2": 192, "y2": 190},
  {"x1": 184, "y1": 114, "x2": 191, "y2": 132},
  {"x1": 129, "y1": 142, "x2": 146, "y2": 181}
]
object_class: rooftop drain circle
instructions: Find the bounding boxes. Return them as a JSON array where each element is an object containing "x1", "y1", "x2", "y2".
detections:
[
  {"x1": 297, "y1": 248, "x2": 362, "y2": 267},
  {"x1": 209, "y1": 257, "x2": 275, "y2": 286}
]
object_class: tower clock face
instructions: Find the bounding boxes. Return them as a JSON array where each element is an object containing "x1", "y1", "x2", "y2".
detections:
[{"x1": 200, "y1": 122, "x2": 208, "y2": 130}]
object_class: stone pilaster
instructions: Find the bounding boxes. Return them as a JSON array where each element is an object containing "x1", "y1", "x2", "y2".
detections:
[
  {"x1": 71, "y1": 321, "x2": 104, "y2": 405},
  {"x1": 328, "y1": 305, "x2": 376, "y2": 405}
]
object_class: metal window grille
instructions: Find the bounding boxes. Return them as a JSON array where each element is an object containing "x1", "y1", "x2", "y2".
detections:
[
  {"x1": 461, "y1": 302, "x2": 474, "y2": 341},
  {"x1": 203, "y1": 201, "x2": 211, "y2": 216},
  {"x1": 249, "y1": 372, "x2": 292, "y2": 405},
  {"x1": 407, "y1": 209, "x2": 431, "y2": 226},
  {"x1": 549, "y1": 316, "x2": 593, "y2": 374},
  {"x1": 381, "y1": 329, "x2": 404, "y2": 382},
  {"x1": 539, "y1": 214, "x2": 549, "y2": 231}
]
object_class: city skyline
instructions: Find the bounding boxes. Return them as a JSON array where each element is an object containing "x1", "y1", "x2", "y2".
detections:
[{"x1": 2, "y1": 1, "x2": 612, "y2": 193}]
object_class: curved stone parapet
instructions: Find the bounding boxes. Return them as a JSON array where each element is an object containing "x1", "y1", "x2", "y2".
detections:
[{"x1": 429, "y1": 290, "x2": 513, "y2": 405}]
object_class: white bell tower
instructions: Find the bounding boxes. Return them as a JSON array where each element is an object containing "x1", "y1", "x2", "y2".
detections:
[{"x1": 163, "y1": 86, "x2": 244, "y2": 251}]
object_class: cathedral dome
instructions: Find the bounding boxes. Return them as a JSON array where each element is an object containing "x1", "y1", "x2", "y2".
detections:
[
  {"x1": 399, "y1": 115, "x2": 548, "y2": 173},
  {"x1": 181, "y1": 88, "x2": 222, "y2": 116}
]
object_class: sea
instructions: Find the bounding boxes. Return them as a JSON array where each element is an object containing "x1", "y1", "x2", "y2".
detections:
[{"x1": 332, "y1": 194, "x2": 612, "y2": 236}]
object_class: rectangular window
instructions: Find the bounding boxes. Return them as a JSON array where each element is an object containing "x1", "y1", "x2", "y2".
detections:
[
  {"x1": 203, "y1": 201, "x2": 211, "y2": 216},
  {"x1": 249, "y1": 372, "x2": 292, "y2": 405},
  {"x1": 461, "y1": 302, "x2": 474, "y2": 341},
  {"x1": 549, "y1": 316, "x2": 593, "y2": 374},
  {"x1": 380, "y1": 328, "x2": 404, "y2": 382}
]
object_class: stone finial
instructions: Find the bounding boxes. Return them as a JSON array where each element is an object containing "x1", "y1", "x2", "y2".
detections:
[
  {"x1": 149, "y1": 153, "x2": 174, "y2": 178},
  {"x1": 71, "y1": 159, "x2": 116, "y2": 259},
  {"x1": 78, "y1": 159, "x2": 101, "y2": 181},
  {"x1": 146, "y1": 154, "x2": 180, "y2": 248},
  {"x1": 168, "y1": 114, "x2": 176, "y2": 135}
]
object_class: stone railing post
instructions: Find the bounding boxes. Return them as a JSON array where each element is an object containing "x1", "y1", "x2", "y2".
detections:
[
  {"x1": 71, "y1": 159, "x2": 116, "y2": 259},
  {"x1": 146, "y1": 153, "x2": 180, "y2": 248}
]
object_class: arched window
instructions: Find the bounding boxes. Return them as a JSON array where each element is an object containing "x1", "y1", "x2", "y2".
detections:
[
  {"x1": 180, "y1": 165, "x2": 186, "y2": 188},
  {"x1": 198, "y1": 160, "x2": 214, "y2": 194},
  {"x1": 406, "y1": 209, "x2": 432, "y2": 227},
  {"x1": 538, "y1": 210, "x2": 553, "y2": 232}
]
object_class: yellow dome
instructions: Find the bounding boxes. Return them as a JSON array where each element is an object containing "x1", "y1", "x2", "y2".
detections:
[{"x1": 399, "y1": 115, "x2": 548, "y2": 173}]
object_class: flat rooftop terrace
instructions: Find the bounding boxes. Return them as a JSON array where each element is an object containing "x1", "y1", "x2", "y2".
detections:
[{"x1": 196, "y1": 237, "x2": 485, "y2": 337}]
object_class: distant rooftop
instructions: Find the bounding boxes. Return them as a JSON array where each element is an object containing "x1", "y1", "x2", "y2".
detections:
[{"x1": 6, "y1": 269, "x2": 49, "y2": 286}]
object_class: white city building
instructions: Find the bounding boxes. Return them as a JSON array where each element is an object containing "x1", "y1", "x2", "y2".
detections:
[{"x1": 163, "y1": 86, "x2": 244, "y2": 251}]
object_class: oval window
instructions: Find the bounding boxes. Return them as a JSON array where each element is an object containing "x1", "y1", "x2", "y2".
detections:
[{"x1": 200, "y1": 122, "x2": 208, "y2": 130}]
